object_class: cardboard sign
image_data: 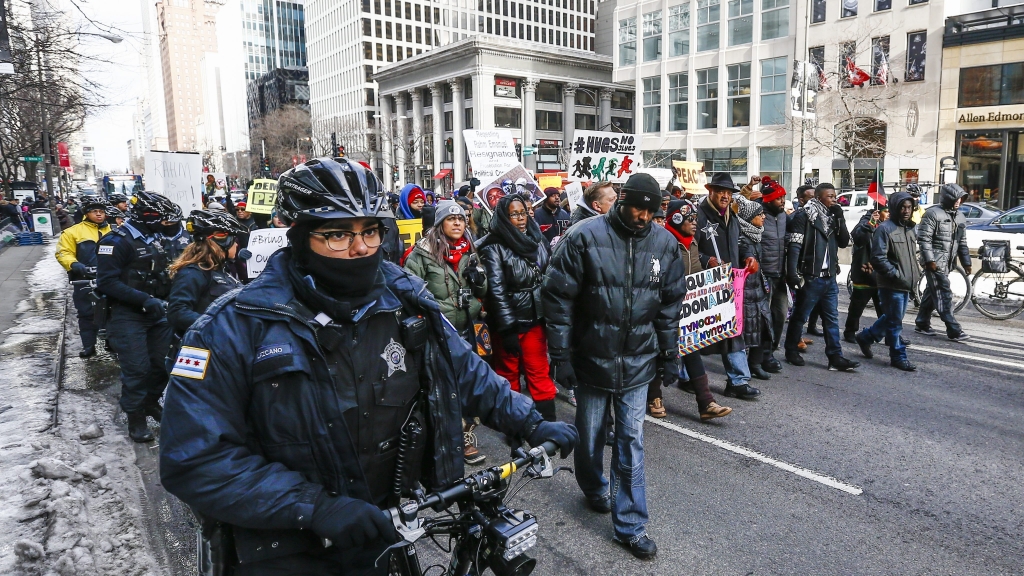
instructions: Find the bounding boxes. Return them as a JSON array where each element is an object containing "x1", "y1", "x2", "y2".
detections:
[
  {"x1": 396, "y1": 218, "x2": 423, "y2": 248},
  {"x1": 671, "y1": 160, "x2": 708, "y2": 194},
  {"x1": 463, "y1": 129, "x2": 519, "y2": 188},
  {"x1": 145, "y1": 151, "x2": 203, "y2": 216},
  {"x1": 678, "y1": 265, "x2": 742, "y2": 355},
  {"x1": 246, "y1": 228, "x2": 289, "y2": 279},
  {"x1": 564, "y1": 181, "x2": 584, "y2": 213},
  {"x1": 568, "y1": 130, "x2": 642, "y2": 183},
  {"x1": 537, "y1": 174, "x2": 562, "y2": 192},
  {"x1": 247, "y1": 179, "x2": 278, "y2": 215}
]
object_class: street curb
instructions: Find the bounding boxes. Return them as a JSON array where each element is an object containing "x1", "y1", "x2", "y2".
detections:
[{"x1": 50, "y1": 288, "x2": 69, "y2": 431}]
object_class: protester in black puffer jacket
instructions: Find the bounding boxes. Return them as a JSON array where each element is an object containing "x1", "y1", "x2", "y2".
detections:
[
  {"x1": 477, "y1": 194, "x2": 557, "y2": 422},
  {"x1": 736, "y1": 197, "x2": 774, "y2": 382}
]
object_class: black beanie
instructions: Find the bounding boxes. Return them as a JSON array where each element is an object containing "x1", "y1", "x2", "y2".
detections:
[{"x1": 619, "y1": 173, "x2": 662, "y2": 212}]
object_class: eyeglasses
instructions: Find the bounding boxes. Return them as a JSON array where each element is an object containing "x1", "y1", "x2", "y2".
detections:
[
  {"x1": 508, "y1": 210, "x2": 528, "y2": 220},
  {"x1": 681, "y1": 213, "x2": 698, "y2": 223},
  {"x1": 310, "y1": 227, "x2": 383, "y2": 251}
]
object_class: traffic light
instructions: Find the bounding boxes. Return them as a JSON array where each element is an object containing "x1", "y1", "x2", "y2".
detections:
[
  {"x1": 261, "y1": 156, "x2": 270, "y2": 172},
  {"x1": 392, "y1": 167, "x2": 400, "y2": 183},
  {"x1": 337, "y1": 145, "x2": 345, "y2": 157}
]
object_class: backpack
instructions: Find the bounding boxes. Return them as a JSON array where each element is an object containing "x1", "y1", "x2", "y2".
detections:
[{"x1": 979, "y1": 240, "x2": 1011, "y2": 274}]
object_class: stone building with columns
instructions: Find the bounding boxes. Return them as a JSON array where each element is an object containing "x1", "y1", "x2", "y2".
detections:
[{"x1": 373, "y1": 35, "x2": 635, "y2": 191}]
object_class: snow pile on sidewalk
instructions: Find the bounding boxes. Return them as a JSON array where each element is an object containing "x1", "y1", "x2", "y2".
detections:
[{"x1": 0, "y1": 244, "x2": 162, "y2": 575}]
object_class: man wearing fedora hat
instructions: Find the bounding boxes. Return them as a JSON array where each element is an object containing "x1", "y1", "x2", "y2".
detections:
[{"x1": 694, "y1": 173, "x2": 762, "y2": 400}]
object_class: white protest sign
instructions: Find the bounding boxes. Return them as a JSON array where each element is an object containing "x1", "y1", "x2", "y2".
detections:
[
  {"x1": 463, "y1": 129, "x2": 518, "y2": 188},
  {"x1": 568, "y1": 130, "x2": 642, "y2": 183},
  {"x1": 678, "y1": 264, "x2": 741, "y2": 354},
  {"x1": 246, "y1": 228, "x2": 289, "y2": 279},
  {"x1": 145, "y1": 151, "x2": 203, "y2": 216},
  {"x1": 564, "y1": 181, "x2": 584, "y2": 213}
]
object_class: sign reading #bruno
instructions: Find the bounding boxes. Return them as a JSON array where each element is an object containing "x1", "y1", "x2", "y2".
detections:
[{"x1": 678, "y1": 264, "x2": 741, "y2": 355}]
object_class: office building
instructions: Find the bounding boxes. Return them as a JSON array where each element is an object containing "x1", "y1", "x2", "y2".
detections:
[{"x1": 247, "y1": 67, "x2": 311, "y2": 127}]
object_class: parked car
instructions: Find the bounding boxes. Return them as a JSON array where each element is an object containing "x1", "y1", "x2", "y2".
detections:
[
  {"x1": 837, "y1": 191, "x2": 876, "y2": 232},
  {"x1": 959, "y1": 202, "x2": 1003, "y2": 226},
  {"x1": 966, "y1": 205, "x2": 1024, "y2": 234}
]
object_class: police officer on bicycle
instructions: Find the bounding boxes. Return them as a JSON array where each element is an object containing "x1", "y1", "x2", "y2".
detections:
[
  {"x1": 56, "y1": 197, "x2": 110, "y2": 357},
  {"x1": 158, "y1": 158, "x2": 578, "y2": 575},
  {"x1": 161, "y1": 203, "x2": 192, "y2": 262},
  {"x1": 96, "y1": 191, "x2": 179, "y2": 442}
]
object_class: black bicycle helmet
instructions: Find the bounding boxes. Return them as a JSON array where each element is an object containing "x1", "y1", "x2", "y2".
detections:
[
  {"x1": 105, "y1": 204, "x2": 125, "y2": 220},
  {"x1": 905, "y1": 183, "x2": 922, "y2": 197},
  {"x1": 186, "y1": 210, "x2": 248, "y2": 239},
  {"x1": 166, "y1": 201, "x2": 185, "y2": 223},
  {"x1": 130, "y1": 191, "x2": 179, "y2": 225},
  {"x1": 276, "y1": 157, "x2": 391, "y2": 225},
  {"x1": 80, "y1": 197, "x2": 107, "y2": 213},
  {"x1": 108, "y1": 193, "x2": 129, "y2": 205}
]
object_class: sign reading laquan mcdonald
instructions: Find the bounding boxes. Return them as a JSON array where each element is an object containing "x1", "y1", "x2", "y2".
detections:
[
  {"x1": 568, "y1": 130, "x2": 643, "y2": 184},
  {"x1": 678, "y1": 265, "x2": 742, "y2": 355}
]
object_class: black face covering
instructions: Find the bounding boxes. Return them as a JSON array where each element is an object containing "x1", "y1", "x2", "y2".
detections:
[
  {"x1": 163, "y1": 222, "x2": 182, "y2": 237},
  {"x1": 132, "y1": 220, "x2": 163, "y2": 235},
  {"x1": 287, "y1": 222, "x2": 387, "y2": 305}
]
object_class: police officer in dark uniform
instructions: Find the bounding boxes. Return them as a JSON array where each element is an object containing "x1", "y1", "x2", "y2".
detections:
[
  {"x1": 108, "y1": 193, "x2": 130, "y2": 213},
  {"x1": 166, "y1": 210, "x2": 245, "y2": 338},
  {"x1": 105, "y1": 204, "x2": 126, "y2": 230},
  {"x1": 158, "y1": 158, "x2": 578, "y2": 575},
  {"x1": 96, "y1": 191, "x2": 179, "y2": 442},
  {"x1": 161, "y1": 202, "x2": 192, "y2": 262}
]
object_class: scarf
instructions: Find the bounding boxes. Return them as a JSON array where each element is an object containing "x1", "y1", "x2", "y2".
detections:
[
  {"x1": 665, "y1": 222, "x2": 690, "y2": 246},
  {"x1": 444, "y1": 236, "x2": 470, "y2": 269},
  {"x1": 738, "y1": 218, "x2": 764, "y2": 243},
  {"x1": 489, "y1": 194, "x2": 545, "y2": 259},
  {"x1": 286, "y1": 250, "x2": 385, "y2": 322},
  {"x1": 804, "y1": 198, "x2": 833, "y2": 235}
]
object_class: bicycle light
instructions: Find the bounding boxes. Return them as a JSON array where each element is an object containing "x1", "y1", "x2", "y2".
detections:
[{"x1": 485, "y1": 508, "x2": 539, "y2": 567}]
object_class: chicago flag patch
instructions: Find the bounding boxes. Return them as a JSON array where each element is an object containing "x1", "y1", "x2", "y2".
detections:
[{"x1": 171, "y1": 346, "x2": 211, "y2": 379}]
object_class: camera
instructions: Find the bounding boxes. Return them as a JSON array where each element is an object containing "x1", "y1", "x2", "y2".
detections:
[{"x1": 457, "y1": 287, "x2": 473, "y2": 309}]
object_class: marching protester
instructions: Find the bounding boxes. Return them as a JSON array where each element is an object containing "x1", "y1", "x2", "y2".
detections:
[
  {"x1": 403, "y1": 199, "x2": 490, "y2": 464},
  {"x1": 845, "y1": 207, "x2": 885, "y2": 342},
  {"x1": 570, "y1": 181, "x2": 617, "y2": 227},
  {"x1": 855, "y1": 191, "x2": 920, "y2": 371},
  {"x1": 543, "y1": 173, "x2": 686, "y2": 560},
  {"x1": 159, "y1": 158, "x2": 576, "y2": 574},
  {"x1": 759, "y1": 179, "x2": 787, "y2": 372},
  {"x1": 695, "y1": 173, "x2": 759, "y2": 399},
  {"x1": 55, "y1": 197, "x2": 110, "y2": 358},
  {"x1": 478, "y1": 194, "x2": 559, "y2": 422},
  {"x1": 791, "y1": 184, "x2": 823, "y2": 341},
  {"x1": 96, "y1": 191, "x2": 179, "y2": 442},
  {"x1": 234, "y1": 201, "x2": 260, "y2": 231},
  {"x1": 915, "y1": 183, "x2": 972, "y2": 341},
  {"x1": 457, "y1": 184, "x2": 492, "y2": 236},
  {"x1": 398, "y1": 183, "x2": 426, "y2": 219},
  {"x1": 736, "y1": 197, "x2": 775, "y2": 382},
  {"x1": 166, "y1": 211, "x2": 245, "y2": 340},
  {"x1": 454, "y1": 196, "x2": 481, "y2": 237},
  {"x1": 783, "y1": 184, "x2": 860, "y2": 371},
  {"x1": 650, "y1": 199, "x2": 732, "y2": 421},
  {"x1": 534, "y1": 186, "x2": 570, "y2": 243}
]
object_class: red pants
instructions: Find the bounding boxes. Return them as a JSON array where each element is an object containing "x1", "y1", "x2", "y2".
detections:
[{"x1": 492, "y1": 324, "x2": 557, "y2": 402}]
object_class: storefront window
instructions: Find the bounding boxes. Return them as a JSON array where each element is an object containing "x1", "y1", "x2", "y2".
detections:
[
  {"x1": 959, "y1": 63, "x2": 1024, "y2": 108},
  {"x1": 958, "y1": 131, "x2": 1004, "y2": 205}
]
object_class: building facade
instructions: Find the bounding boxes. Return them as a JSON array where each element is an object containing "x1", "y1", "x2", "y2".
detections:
[
  {"x1": 373, "y1": 35, "x2": 632, "y2": 191},
  {"x1": 938, "y1": 4, "x2": 1024, "y2": 210},
  {"x1": 246, "y1": 67, "x2": 311, "y2": 128}
]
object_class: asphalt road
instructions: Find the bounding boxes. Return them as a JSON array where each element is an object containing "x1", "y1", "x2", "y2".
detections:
[{"x1": 467, "y1": 299, "x2": 1024, "y2": 575}]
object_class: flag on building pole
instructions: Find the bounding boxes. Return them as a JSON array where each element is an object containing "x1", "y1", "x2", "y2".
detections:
[{"x1": 845, "y1": 57, "x2": 871, "y2": 87}]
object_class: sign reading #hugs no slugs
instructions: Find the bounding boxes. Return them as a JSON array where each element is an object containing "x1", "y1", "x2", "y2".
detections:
[
  {"x1": 678, "y1": 264, "x2": 742, "y2": 355},
  {"x1": 568, "y1": 130, "x2": 642, "y2": 184}
]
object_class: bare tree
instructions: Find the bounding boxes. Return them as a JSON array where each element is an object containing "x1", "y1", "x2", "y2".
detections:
[{"x1": 248, "y1": 105, "x2": 313, "y2": 175}]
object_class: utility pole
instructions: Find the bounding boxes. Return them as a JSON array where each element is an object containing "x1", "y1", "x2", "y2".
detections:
[{"x1": 35, "y1": 33, "x2": 55, "y2": 207}]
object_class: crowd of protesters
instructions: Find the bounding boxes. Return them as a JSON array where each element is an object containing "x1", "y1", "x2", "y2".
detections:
[{"x1": 45, "y1": 158, "x2": 974, "y2": 568}]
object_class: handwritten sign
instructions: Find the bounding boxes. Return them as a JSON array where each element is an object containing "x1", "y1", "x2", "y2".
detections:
[
  {"x1": 247, "y1": 179, "x2": 278, "y2": 215},
  {"x1": 145, "y1": 151, "x2": 203, "y2": 216},
  {"x1": 463, "y1": 129, "x2": 519, "y2": 188},
  {"x1": 564, "y1": 181, "x2": 584, "y2": 213},
  {"x1": 568, "y1": 130, "x2": 642, "y2": 184},
  {"x1": 671, "y1": 160, "x2": 708, "y2": 194},
  {"x1": 246, "y1": 228, "x2": 289, "y2": 279},
  {"x1": 678, "y1": 265, "x2": 742, "y2": 354}
]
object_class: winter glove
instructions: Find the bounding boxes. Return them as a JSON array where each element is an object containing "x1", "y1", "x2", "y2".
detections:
[
  {"x1": 141, "y1": 297, "x2": 166, "y2": 320},
  {"x1": 501, "y1": 331, "x2": 521, "y2": 356},
  {"x1": 527, "y1": 420, "x2": 579, "y2": 459},
  {"x1": 657, "y1": 354, "x2": 680, "y2": 389},
  {"x1": 71, "y1": 262, "x2": 88, "y2": 275},
  {"x1": 787, "y1": 274, "x2": 805, "y2": 291},
  {"x1": 462, "y1": 262, "x2": 485, "y2": 289},
  {"x1": 550, "y1": 359, "x2": 577, "y2": 390},
  {"x1": 828, "y1": 204, "x2": 845, "y2": 222},
  {"x1": 744, "y1": 257, "x2": 759, "y2": 275},
  {"x1": 311, "y1": 493, "x2": 398, "y2": 550}
]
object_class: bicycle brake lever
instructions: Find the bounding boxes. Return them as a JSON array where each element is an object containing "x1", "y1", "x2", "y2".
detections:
[{"x1": 386, "y1": 504, "x2": 426, "y2": 543}]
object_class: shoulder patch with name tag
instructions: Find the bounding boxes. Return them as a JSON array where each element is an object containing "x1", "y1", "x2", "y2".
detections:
[
  {"x1": 256, "y1": 343, "x2": 292, "y2": 362},
  {"x1": 170, "y1": 346, "x2": 211, "y2": 379},
  {"x1": 97, "y1": 245, "x2": 114, "y2": 255}
]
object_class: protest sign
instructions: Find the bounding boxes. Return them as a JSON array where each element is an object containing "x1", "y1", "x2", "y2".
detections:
[
  {"x1": 246, "y1": 228, "x2": 289, "y2": 279},
  {"x1": 678, "y1": 264, "x2": 743, "y2": 354},
  {"x1": 568, "y1": 130, "x2": 642, "y2": 183},
  {"x1": 463, "y1": 129, "x2": 519, "y2": 188},
  {"x1": 671, "y1": 160, "x2": 708, "y2": 194},
  {"x1": 145, "y1": 151, "x2": 203, "y2": 216},
  {"x1": 247, "y1": 179, "x2": 278, "y2": 215},
  {"x1": 564, "y1": 181, "x2": 584, "y2": 213},
  {"x1": 537, "y1": 174, "x2": 562, "y2": 191},
  {"x1": 478, "y1": 164, "x2": 541, "y2": 214},
  {"x1": 396, "y1": 218, "x2": 424, "y2": 248}
]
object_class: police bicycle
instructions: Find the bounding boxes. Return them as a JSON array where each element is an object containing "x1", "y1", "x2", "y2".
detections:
[
  {"x1": 382, "y1": 441, "x2": 570, "y2": 576},
  {"x1": 970, "y1": 244, "x2": 1024, "y2": 320}
]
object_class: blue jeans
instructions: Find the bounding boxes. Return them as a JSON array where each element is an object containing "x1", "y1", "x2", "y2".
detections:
[
  {"x1": 784, "y1": 276, "x2": 843, "y2": 358},
  {"x1": 863, "y1": 288, "x2": 909, "y2": 361},
  {"x1": 722, "y1": 348, "x2": 750, "y2": 386},
  {"x1": 108, "y1": 304, "x2": 173, "y2": 413},
  {"x1": 574, "y1": 384, "x2": 649, "y2": 542}
]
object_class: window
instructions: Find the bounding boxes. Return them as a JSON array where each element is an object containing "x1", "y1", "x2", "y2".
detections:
[
  {"x1": 465, "y1": 108, "x2": 473, "y2": 129},
  {"x1": 959, "y1": 63, "x2": 1024, "y2": 107},
  {"x1": 375, "y1": 20, "x2": 382, "y2": 37},
  {"x1": 536, "y1": 110, "x2": 563, "y2": 131},
  {"x1": 761, "y1": 0, "x2": 788, "y2": 40},
  {"x1": 619, "y1": 17, "x2": 636, "y2": 65},
  {"x1": 727, "y1": 0, "x2": 752, "y2": 46},
  {"x1": 611, "y1": 116, "x2": 633, "y2": 132},
  {"x1": 444, "y1": 110, "x2": 453, "y2": 130},
  {"x1": 536, "y1": 81, "x2": 561, "y2": 102},
  {"x1": 909, "y1": 0, "x2": 926, "y2": 4},
  {"x1": 727, "y1": 63, "x2": 751, "y2": 127},
  {"x1": 809, "y1": 45, "x2": 825, "y2": 73},
  {"x1": 363, "y1": 41, "x2": 373, "y2": 59},
  {"x1": 611, "y1": 90, "x2": 633, "y2": 110},
  {"x1": 494, "y1": 107, "x2": 521, "y2": 128},
  {"x1": 577, "y1": 89, "x2": 596, "y2": 106},
  {"x1": 643, "y1": 11, "x2": 662, "y2": 61},
  {"x1": 870, "y1": 36, "x2": 889, "y2": 85},
  {"x1": 669, "y1": 72, "x2": 688, "y2": 131},
  {"x1": 875, "y1": 0, "x2": 890, "y2": 10},
  {"x1": 697, "y1": 67, "x2": 718, "y2": 129},
  {"x1": 906, "y1": 31, "x2": 926, "y2": 82},
  {"x1": 696, "y1": 148, "x2": 747, "y2": 181},
  {"x1": 668, "y1": 4, "x2": 689, "y2": 56},
  {"x1": 841, "y1": 0, "x2": 856, "y2": 18},
  {"x1": 697, "y1": 0, "x2": 720, "y2": 51},
  {"x1": 363, "y1": 18, "x2": 372, "y2": 35},
  {"x1": 759, "y1": 147, "x2": 792, "y2": 190},
  {"x1": 643, "y1": 76, "x2": 661, "y2": 132},
  {"x1": 575, "y1": 113, "x2": 597, "y2": 130},
  {"x1": 812, "y1": 0, "x2": 825, "y2": 22},
  {"x1": 760, "y1": 57, "x2": 786, "y2": 125}
]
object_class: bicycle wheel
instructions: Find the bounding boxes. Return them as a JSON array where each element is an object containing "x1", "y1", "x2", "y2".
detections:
[{"x1": 971, "y1": 264, "x2": 1024, "y2": 320}]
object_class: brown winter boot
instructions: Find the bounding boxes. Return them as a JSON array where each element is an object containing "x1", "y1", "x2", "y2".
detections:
[
  {"x1": 647, "y1": 398, "x2": 667, "y2": 418},
  {"x1": 463, "y1": 421, "x2": 485, "y2": 465}
]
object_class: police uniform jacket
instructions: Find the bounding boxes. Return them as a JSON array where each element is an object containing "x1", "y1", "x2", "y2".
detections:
[
  {"x1": 158, "y1": 249, "x2": 542, "y2": 563},
  {"x1": 166, "y1": 264, "x2": 240, "y2": 334},
  {"x1": 96, "y1": 221, "x2": 172, "y2": 307}
]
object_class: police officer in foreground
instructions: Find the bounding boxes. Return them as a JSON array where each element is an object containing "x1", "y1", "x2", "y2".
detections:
[
  {"x1": 96, "y1": 191, "x2": 179, "y2": 442},
  {"x1": 159, "y1": 158, "x2": 577, "y2": 575},
  {"x1": 55, "y1": 197, "x2": 110, "y2": 357}
]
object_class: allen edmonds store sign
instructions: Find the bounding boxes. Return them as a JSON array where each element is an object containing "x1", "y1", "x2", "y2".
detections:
[{"x1": 956, "y1": 105, "x2": 1024, "y2": 124}]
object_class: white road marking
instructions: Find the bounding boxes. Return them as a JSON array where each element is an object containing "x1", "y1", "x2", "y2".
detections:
[
  {"x1": 911, "y1": 345, "x2": 1020, "y2": 368},
  {"x1": 645, "y1": 416, "x2": 864, "y2": 496}
]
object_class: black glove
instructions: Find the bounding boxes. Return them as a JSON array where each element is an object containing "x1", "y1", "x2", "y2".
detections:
[
  {"x1": 787, "y1": 274, "x2": 805, "y2": 290},
  {"x1": 310, "y1": 494, "x2": 398, "y2": 550},
  {"x1": 527, "y1": 420, "x2": 579, "y2": 459},
  {"x1": 141, "y1": 297, "x2": 166, "y2": 319},
  {"x1": 71, "y1": 262, "x2": 88, "y2": 275},
  {"x1": 828, "y1": 204, "x2": 845, "y2": 221},
  {"x1": 551, "y1": 359, "x2": 577, "y2": 389},
  {"x1": 501, "y1": 331, "x2": 521, "y2": 356},
  {"x1": 657, "y1": 354, "x2": 679, "y2": 389},
  {"x1": 462, "y1": 264, "x2": 484, "y2": 289}
]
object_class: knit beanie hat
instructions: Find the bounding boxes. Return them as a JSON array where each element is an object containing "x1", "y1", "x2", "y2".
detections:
[
  {"x1": 735, "y1": 196, "x2": 764, "y2": 222},
  {"x1": 433, "y1": 199, "x2": 466, "y2": 228},
  {"x1": 619, "y1": 173, "x2": 662, "y2": 212}
]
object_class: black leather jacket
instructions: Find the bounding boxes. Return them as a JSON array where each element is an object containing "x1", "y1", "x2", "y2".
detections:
[
  {"x1": 785, "y1": 204, "x2": 850, "y2": 279},
  {"x1": 477, "y1": 235, "x2": 549, "y2": 335}
]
